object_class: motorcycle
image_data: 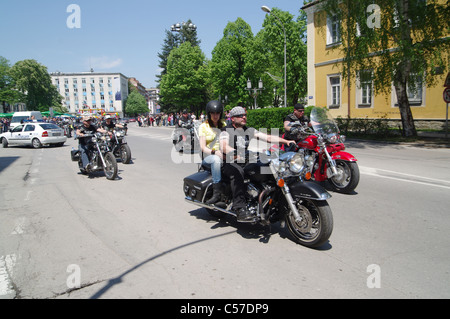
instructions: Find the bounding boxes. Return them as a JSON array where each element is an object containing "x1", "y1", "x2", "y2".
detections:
[
  {"x1": 287, "y1": 107, "x2": 360, "y2": 194},
  {"x1": 184, "y1": 150, "x2": 334, "y2": 248},
  {"x1": 71, "y1": 132, "x2": 118, "y2": 180},
  {"x1": 108, "y1": 128, "x2": 132, "y2": 164},
  {"x1": 172, "y1": 121, "x2": 200, "y2": 153}
]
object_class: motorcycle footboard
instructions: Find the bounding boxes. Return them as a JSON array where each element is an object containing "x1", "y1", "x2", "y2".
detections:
[{"x1": 289, "y1": 181, "x2": 331, "y2": 201}]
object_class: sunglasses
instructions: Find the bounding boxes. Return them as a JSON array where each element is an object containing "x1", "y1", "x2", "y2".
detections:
[{"x1": 233, "y1": 114, "x2": 247, "y2": 118}]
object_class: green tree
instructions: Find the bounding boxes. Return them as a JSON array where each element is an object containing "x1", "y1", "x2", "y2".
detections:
[
  {"x1": 260, "y1": 8, "x2": 308, "y2": 106},
  {"x1": 210, "y1": 18, "x2": 256, "y2": 107},
  {"x1": 157, "y1": 19, "x2": 201, "y2": 85},
  {"x1": 124, "y1": 91, "x2": 148, "y2": 116},
  {"x1": 321, "y1": 0, "x2": 449, "y2": 137},
  {"x1": 0, "y1": 56, "x2": 25, "y2": 112},
  {"x1": 159, "y1": 42, "x2": 210, "y2": 114},
  {"x1": 9, "y1": 59, "x2": 61, "y2": 112}
]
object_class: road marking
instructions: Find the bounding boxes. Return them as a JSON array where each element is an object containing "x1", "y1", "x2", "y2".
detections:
[
  {"x1": 360, "y1": 166, "x2": 450, "y2": 190},
  {"x1": 0, "y1": 254, "x2": 16, "y2": 298}
]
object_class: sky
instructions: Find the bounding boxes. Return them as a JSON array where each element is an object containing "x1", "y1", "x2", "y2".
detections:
[{"x1": 0, "y1": 0, "x2": 306, "y2": 89}]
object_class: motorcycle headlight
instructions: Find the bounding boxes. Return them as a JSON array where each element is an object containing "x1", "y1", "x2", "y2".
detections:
[
  {"x1": 328, "y1": 134, "x2": 338, "y2": 144},
  {"x1": 91, "y1": 137, "x2": 97, "y2": 143},
  {"x1": 116, "y1": 132, "x2": 122, "y2": 137},
  {"x1": 289, "y1": 153, "x2": 305, "y2": 174}
]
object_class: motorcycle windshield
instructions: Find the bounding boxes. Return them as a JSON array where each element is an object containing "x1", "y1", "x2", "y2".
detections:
[{"x1": 310, "y1": 107, "x2": 340, "y2": 135}]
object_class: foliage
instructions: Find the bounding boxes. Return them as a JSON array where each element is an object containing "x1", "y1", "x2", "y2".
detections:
[
  {"x1": 210, "y1": 18, "x2": 255, "y2": 107},
  {"x1": 260, "y1": 8, "x2": 308, "y2": 106},
  {"x1": 159, "y1": 42, "x2": 210, "y2": 115},
  {"x1": 124, "y1": 91, "x2": 148, "y2": 116},
  {"x1": 319, "y1": 0, "x2": 450, "y2": 137},
  {"x1": 157, "y1": 19, "x2": 201, "y2": 85},
  {"x1": 2, "y1": 58, "x2": 61, "y2": 112}
]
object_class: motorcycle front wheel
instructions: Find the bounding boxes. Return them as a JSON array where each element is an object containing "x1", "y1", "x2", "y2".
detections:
[
  {"x1": 328, "y1": 160, "x2": 360, "y2": 194},
  {"x1": 120, "y1": 144, "x2": 132, "y2": 164},
  {"x1": 103, "y1": 152, "x2": 118, "y2": 180},
  {"x1": 285, "y1": 199, "x2": 333, "y2": 248}
]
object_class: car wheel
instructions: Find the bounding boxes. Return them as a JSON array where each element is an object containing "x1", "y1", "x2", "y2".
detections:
[
  {"x1": 1, "y1": 138, "x2": 8, "y2": 148},
  {"x1": 32, "y1": 138, "x2": 42, "y2": 149}
]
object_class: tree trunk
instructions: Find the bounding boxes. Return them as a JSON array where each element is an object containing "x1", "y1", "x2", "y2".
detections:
[{"x1": 394, "y1": 83, "x2": 417, "y2": 137}]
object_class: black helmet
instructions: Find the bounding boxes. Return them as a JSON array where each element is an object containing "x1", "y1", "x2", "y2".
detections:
[{"x1": 206, "y1": 100, "x2": 223, "y2": 118}]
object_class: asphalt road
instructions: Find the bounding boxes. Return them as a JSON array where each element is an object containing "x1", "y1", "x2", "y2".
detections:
[{"x1": 1, "y1": 124, "x2": 449, "y2": 300}]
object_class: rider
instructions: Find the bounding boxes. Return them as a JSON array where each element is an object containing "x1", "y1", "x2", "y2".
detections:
[
  {"x1": 199, "y1": 100, "x2": 227, "y2": 205},
  {"x1": 283, "y1": 103, "x2": 311, "y2": 152},
  {"x1": 76, "y1": 116, "x2": 107, "y2": 171},
  {"x1": 220, "y1": 106, "x2": 295, "y2": 222},
  {"x1": 178, "y1": 110, "x2": 192, "y2": 128}
]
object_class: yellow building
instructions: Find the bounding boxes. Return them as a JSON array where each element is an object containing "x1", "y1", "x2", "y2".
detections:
[{"x1": 302, "y1": 0, "x2": 448, "y2": 121}]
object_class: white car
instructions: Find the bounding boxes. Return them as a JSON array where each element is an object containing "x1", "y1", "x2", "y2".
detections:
[{"x1": 0, "y1": 122, "x2": 67, "y2": 148}]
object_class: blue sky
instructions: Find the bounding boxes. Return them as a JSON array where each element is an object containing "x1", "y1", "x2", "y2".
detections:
[{"x1": 0, "y1": 0, "x2": 305, "y2": 88}]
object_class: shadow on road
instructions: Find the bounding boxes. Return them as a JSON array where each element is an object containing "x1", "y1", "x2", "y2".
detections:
[{"x1": 89, "y1": 230, "x2": 235, "y2": 299}]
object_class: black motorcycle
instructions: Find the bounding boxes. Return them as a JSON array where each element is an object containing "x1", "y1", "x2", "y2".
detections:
[
  {"x1": 71, "y1": 132, "x2": 118, "y2": 180},
  {"x1": 108, "y1": 128, "x2": 132, "y2": 164},
  {"x1": 172, "y1": 122, "x2": 200, "y2": 153},
  {"x1": 184, "y1": 150, "x2": 334, "y2": 248}
]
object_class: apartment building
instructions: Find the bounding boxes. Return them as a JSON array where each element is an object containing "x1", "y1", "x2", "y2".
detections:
[
  {"x1": 302, "y1": 0, "x2": 448, "y2": 121},
  {"x1": 51, "y1": 72, "x2": 129, "y2": 117}
]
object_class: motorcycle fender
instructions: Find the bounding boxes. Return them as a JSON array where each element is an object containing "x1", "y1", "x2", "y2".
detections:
[
  {"x1": 288, "y1": 181, "x2": 331, "y2": 201},
  {"x1": 332, "y1": 151, "x2": 357, "y2": 162}
]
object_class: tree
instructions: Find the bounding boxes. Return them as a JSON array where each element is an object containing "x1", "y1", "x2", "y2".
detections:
[
  {"x1": 260, "y1": 8, "x2": 308, "y2": 106},
  {"x1": 157, "y1": 19, "x2": 201, "y2": 85},
  {"x1": 210, "y1": 18, "x2": 256, "y2": 107},
  {"x1": 9, "y1": 59, "x2": 62, "y2": 112},
  {"x1": 0, "y1": 56, "x2": 25, "y2": 112},
  {"x1": 124, "y1": 91, "x2": 148, "y2": 116},
  {"x1": 159, "y1": 42, "x2": 210, "y2": 114},
  {"x1": 321, "y1": 0, "x2": 450, "y2": 137}
]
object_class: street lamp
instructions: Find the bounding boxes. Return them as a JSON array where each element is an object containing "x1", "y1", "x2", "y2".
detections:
[
  {"x1": 246, "y1": 78, "x2": 265, "y2": 109},
  {"x1": 171, "y1": 22, "x2": 197, "y2": 32},
  {"x1": 261, "y1": 6, "x2": 287, "y2": 108}
]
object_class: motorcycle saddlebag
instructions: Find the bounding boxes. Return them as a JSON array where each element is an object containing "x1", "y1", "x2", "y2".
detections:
[
  {"x1": 183, "y1": 171, "x2": 213, "y2": 202},
  {"x1": 71, "y1": 149, "x2": 80, "y2": 162}
]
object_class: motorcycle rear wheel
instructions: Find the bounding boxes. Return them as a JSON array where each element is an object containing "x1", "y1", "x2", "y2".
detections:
[
  {"x1": 328, "y1": 160, "x2": 360, "y2": 194},
  {"x1": 285, "y1": 199, "x2": 333, "y2": 248},
  {"x1": 103, "y1": 152, "x2": 118, "y2": 180}
]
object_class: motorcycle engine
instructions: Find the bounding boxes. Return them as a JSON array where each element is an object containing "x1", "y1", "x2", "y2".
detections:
[{"x1": 246, "y1": 183, "x2": 260, "y2": 215}]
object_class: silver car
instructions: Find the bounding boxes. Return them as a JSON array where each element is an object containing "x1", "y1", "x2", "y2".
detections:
[{"x1": 0, "y1": 122, "x2": 67, "y2": 148}]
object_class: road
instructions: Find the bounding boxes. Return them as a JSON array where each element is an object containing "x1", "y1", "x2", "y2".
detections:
[{"x1": 1, "y1": 124, "x2": 449, "y2": 300}]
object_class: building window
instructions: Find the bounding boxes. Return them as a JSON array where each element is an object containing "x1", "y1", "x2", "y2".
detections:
[
  {"x1": 328, "y1": 75, "x2": 341, "y2": 108},
  {"x1": 357, "y1": 70, "x2": 373, "y2": 108},
  {"x1": 327, "y1": 14, "x2": 341, "y2": 46}
]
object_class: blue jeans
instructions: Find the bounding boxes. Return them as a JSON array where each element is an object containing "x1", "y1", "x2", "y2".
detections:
[
  {"x1": 202, "y1": 155, "x2": 222, "y2": 184},
  {"x1": 79, "y1": 143, "x2": 91, "y2": 169}
]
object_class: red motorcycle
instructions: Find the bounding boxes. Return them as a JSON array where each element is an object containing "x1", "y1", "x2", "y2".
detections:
[{"x1": 285, "y1": 108, "x2": 360, "y2": 194}]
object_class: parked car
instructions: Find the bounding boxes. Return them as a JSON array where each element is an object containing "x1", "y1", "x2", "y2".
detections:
[{"x1": 0, "y1": 123, "x2": 67, "y2": 148}]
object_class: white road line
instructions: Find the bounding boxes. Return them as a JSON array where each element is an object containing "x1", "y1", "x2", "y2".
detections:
[{"x1": 360, "y1": 166, "x2": 450, "y2": 190}]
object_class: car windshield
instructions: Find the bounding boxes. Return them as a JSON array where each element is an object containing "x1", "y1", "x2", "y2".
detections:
[
  {"x1": 11, "y1": 116, "x2": 30, "y2": 124},
  {"x1": 39, "y1": 123, "x2": 60, "y2": 130}
]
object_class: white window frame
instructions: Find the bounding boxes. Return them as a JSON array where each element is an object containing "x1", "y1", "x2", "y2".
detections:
[{"x1": 327, "y1": 74, "x2": 341, "y2": 108}]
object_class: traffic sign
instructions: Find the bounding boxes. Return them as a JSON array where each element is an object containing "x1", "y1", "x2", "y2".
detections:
[
  {"x1": 445, "y1": 72, "x2": 450, "y2": 88},
  {"x1": 444, "y1": 88, "x2": 450, "y2": 103}
]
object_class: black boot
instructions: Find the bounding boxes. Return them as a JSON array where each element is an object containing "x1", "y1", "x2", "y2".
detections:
[{"x1": 206, "y1": 184, "x2": 221, "y2": 205}]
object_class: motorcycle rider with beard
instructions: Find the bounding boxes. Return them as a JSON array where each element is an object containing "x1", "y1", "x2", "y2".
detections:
[
  {"x1": 220, "y1": 106, "x2": 295, "y2": 222},
  {"x1": 76, "y1": 116, "x2": 107, "y2": 171}
]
